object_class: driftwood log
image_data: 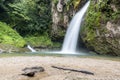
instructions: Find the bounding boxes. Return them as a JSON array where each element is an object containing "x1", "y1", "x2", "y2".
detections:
[{"x1": 51, "y1": 66, "x2": 94, "y2": 75}]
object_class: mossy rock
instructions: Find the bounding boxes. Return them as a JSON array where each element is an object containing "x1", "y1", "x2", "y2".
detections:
[
  {"x1": 81, "y1": 0, "x2": 120, "y2": 56},
  {"x1": 0, "y1": 22, "x2": 26, "y2": 47}
]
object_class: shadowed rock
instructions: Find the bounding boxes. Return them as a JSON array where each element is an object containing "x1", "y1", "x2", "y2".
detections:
[{"x1": 22, "y1": 66, "x2": 45, "y2": 77}]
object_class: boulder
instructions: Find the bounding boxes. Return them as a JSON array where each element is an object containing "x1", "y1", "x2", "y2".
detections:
[{"x1": 22, "y1": 66, "x2": 45, "y2": 77}]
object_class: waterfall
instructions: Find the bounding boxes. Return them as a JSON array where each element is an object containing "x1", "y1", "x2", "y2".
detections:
[
  {"x1": 27, "y1": 45, "x2": 36, "y2": 52},
  {"x1": 61, "y1": 1, "x2": 90, "y2": 54}
]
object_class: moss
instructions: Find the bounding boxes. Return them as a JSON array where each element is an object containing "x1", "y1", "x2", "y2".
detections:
[
  {"x1": 24, "y1": 33, "x2": 53, "y2": 47},
  {"x1": 66, "y1": 0, "x2": 81, "y2": 11},
  {"x1": 0, "y1": 22, "x2": 26, "y2": 47},
  {"x1": 72, "y1": 0, "x2": 81, "y2": 9},
  {"x1": 81, "y1": 0, "x2": 120, "y2": 56},
  {"x1": 53, "y1": 0, "x2": 58, "y2": 5}
]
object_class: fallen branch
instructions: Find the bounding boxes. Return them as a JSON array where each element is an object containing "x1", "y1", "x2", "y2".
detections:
[{"x1": 51, "y1": 66, "x2": 94, "y2": 75}]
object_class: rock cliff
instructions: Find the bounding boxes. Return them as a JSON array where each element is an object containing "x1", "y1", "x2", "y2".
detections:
[{"x1": 81, "y1": 0, "x2": 120, "y2": 56}]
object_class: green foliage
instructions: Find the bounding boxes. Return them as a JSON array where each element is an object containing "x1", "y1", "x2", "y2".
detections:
[
  {"x1": 66, "y1": 0, "x2": 81, "y2": 10},
  {"x1": 0, "y1": 0, "x2": 61, "y2": 48},
  {"x1": 24, "y1": 33, "x2": 53, "y2": 47},
  {"x1": 53, "y1": 0, "x2": 58, "y2": 5},
  {"x1": 111, "y1": 11, "x2": 120, "y2": 21},
  {"x1": 81, "y1": 0, "x2": 120, "y2": 55},
  {"x1": 72, "y1": 0, "x2": 81, "y2": 9},
  {"x1": 81, "y1": 1, "x2": 101, "y2": 42},
  {"x1": 0, "y1": 22, "x2": 26, "y2": 47},
  {"x1": 82, "y1": 0, "x2": 119, "y2": 42},
  {"x1": 0, "y1": 0, "x2": 52, "y2": 35}
]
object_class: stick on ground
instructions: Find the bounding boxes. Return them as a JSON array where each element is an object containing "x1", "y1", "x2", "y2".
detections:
[{"x1": 51, "y1": 66, "x2": 94, "y2": 75}]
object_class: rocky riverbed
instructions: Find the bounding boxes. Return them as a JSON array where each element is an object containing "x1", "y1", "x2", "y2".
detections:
[{"x1": 0, "y1": 56, "x2": 120, "y2": 80}]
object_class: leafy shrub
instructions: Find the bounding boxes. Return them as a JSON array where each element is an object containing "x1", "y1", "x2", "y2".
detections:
[
  {"x1": 0, "y1": 22, "x2": 26, "y2": 47},
  {"x1": 0, "y1": 0, "x2": 52, "y2": 36}
]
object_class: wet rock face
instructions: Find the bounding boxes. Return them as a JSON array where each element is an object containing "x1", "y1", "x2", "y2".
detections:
[
  {"x1": 57, "y1": 0, "x2": 63, "y2": 12},
  {"x1": 81, "y1": 0, "x2": 120, "y2": 56},
  {"x1": 106, "y1": 22, "x2": 120, "y2": 38},
  {"x1": 51, "y1": 0, "x2": 87, "y2": 42}
]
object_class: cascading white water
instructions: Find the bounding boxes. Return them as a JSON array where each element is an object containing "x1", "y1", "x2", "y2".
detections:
[
  {"x1": 27, "y1": 45, "x2": 36, "y2": 52},
  {"x1": 61, "y1": 1, "x2": 90, "y2": 54}
]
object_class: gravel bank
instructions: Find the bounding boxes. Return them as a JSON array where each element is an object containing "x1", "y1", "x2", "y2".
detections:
[{"x1": 0, "y1": 56, "x2": 120, "y2": 80}]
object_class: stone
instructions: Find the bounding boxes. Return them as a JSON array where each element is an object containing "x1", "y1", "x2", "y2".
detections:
[
  {"x1": 57, "y1": 0, "x2": 63, "y2": 12},
  {"x1": 0, "y1": 48, "x2": 4, "y2": 53},
  {"x1": 22, "y1": 66, "x2": 45, "y2": 77}
]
